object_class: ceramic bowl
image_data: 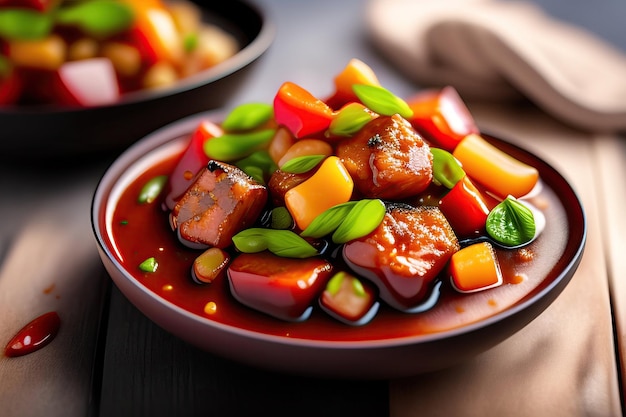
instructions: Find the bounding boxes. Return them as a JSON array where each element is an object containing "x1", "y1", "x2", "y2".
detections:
[
  {"x1": 0, "y1": 1, "x2": 274, "y2": 160},
  {"x1": 92, "y1": 111, "x2": 586, "y2": 379}
]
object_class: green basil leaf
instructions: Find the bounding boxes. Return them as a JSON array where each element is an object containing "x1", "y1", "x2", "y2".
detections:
[
  {"x1": 0, "y1": 9, "x2": 53, "y2": 40},
  {"x1": 431, "y1": 148, "x2": 465, "y2": 189},
  {"x1": 233, "y1": 228, "x2": 318, "y2": 258},
  {"x1": 486, "y1": 196, "x2": 536, "y2": 247},
  {"x1": 328, "y1": 103, "x2": 375, "y2": 136},
  {"x1": 300, "y1": 201, "x2": 357, "y2": 238},
  {"x1": 138, "y1": 175, "x2": 167, "y2": 204},
  {"x1": 204, "y1": 129, "x2": 275, "y2": 161},
  {"x1": 332, "y1": 199, "x2": 386, "y2": 244},
  {"x1": 280, "y1": 154, "x2": 325, "y2": 174},
  {"x1": 55, "y1": 0, "x2": 135, "y2": 38},
  {"x1": 352, "y1": 84, "x2": 414, "y2": 119},
  {"x1": 222, "y1": 102, "x2": 274, "y2": 131}
]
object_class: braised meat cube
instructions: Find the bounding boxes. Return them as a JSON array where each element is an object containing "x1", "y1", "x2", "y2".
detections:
[
  {"x1": 343, "y1": 204, "x2": 459, "y2": 312},
  {"x1": 171, "y1": 161, "x2": 267, "y2": 248},
  {"x1": 228, "y1": 251, "x2": 333, "y2": 322},
  {"x1": 336, "y1": 114, "x2": 432, "y2": 199}
]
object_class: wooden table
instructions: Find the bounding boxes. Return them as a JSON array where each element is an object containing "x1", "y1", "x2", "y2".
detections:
[{"x1": 1, "y1": 0, "x2": 624, "y2": 416}]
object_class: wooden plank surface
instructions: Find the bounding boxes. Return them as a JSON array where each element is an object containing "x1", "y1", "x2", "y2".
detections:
[{"x1": 98, "y1": 286, "x2": 389, "y2": 417}]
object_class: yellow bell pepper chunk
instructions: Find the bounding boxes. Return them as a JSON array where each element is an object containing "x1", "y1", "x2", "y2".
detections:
[
  {"x1": 453, "y1": 133, "x2": 539, "y2": 198},
  {"x1": 9, "y1": 35, "x2": 66, "y2": 71},
  {"x1": 285, "y1": 156, "x2": 354, "y2": 230}
]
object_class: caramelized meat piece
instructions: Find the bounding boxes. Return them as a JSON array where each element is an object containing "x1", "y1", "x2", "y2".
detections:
[
  {"x1": 228, "y1": 251, "x2": 333, "y2": 322},
  {"x1": 343, "y1": 204, "x2": 459, "y2": 312},
  {"x1": 267, "y1": 169, "x2": 312, "y2": 207},
  {"x1": 336, "y1": 114, "x2": 433, "y2": 199},
  {"x1": 171, "y1": 161, "x2": 267, "y2": 248}
]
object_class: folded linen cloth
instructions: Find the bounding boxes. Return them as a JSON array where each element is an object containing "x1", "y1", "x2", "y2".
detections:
[{"x1": 365, "y1": 0, "x2": 626, "y2": 132}]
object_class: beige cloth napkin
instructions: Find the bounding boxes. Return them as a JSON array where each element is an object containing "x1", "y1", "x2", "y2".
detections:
[{"x1": 366, "y1": 0, "x2": 626, "y2": 132}]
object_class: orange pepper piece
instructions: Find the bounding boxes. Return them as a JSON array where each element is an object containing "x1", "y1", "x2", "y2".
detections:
[
  {"x1": 450, "y1": 242, "x2": 503, "y2": 293},
  {"x1": 325, "y1": 58, "x2": 381, "y2": 109},
  {"x1": 453, "y1": 133, "x2": 539, "y2": 198},
  {"x1": 285, "y1": 156, "x2": 354, "y2": 230}
]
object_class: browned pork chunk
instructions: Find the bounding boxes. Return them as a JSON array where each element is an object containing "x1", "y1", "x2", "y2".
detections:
[
  {"x1": 336, "y1": 114, "x2": 433, "y2": 199},
  {"x1": 343, "y1": 204, "x2": 459, "y2": 312},
  {"x1": 171, "y1": 161, "x2": 267, "y2": 248}
]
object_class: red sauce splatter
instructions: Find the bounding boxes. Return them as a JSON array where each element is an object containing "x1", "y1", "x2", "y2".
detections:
[{"x1": 4, "y1": 312, "x2": 61, "y2": 358}]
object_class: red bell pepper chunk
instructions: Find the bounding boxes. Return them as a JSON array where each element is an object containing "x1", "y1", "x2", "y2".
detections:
[
  {"x1": 163, "y1": 119, "x2": 223, "y2": 210},
  {"x1": 0, "y1": 0, "x2": 57, "y2": 11},
  {"x1": 53, "y1": 58, "x2": 120, "y2": 107},
  {"x1": 439, "y1": 175, "x2": 493, "y2": 239},
  {"x1": 273, "y1": 81, "x2": 335, "y2": 139},
  {"x1": 0, "y1": 65, "x2": 22, "y2": 105},
  {"x1": 407, "y1": 86, "x2": 479, "y2": 152}
]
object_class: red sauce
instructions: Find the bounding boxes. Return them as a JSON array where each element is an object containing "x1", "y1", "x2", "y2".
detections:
[
  {"x1": 106, "y1": 151, "x2": 564, "y2": 342},
  {"x1": 4, "y1": 312, "x2": 61, "y2": 357}
]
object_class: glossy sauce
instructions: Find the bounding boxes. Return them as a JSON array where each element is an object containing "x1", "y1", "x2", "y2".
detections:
[
  {"x1": 107, "y1": 150, "x2": 568, "y2": 342},
  {"x1": 4, "y1": 312, "x2": 61, "y2": 357}
]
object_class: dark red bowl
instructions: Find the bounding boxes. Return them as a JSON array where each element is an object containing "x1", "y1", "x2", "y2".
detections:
[{"x1": 0, "y1": 1, "x2": 274, "y2": 160}]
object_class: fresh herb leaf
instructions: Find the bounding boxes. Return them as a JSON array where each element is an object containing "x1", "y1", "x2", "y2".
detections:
[
  {"x1": 55, "y1": 0, "x2": 135, "y2": 38},
  {"x1": 332, "y1": 199, "x2": 386, "y2": 243},
  {"x1": 138, "y1": 175, "x2": 167, "y2": 204},
  {"x1": 352, "y1": 84, "x2": 413, "y2": 119},
  {"x1": 233, "y1": 228, "x2": 318, "y2": 258},
  {"x1": 222, "y1": 102, "x2": 274, "y2": 131},
  {"x1": 280, "y1": 154, "x2": 325, "y2": 174},
  {"x1": 431, "y1": 148, "x2": 465, "y2": 189},
  {"x1": 139, "y1": 257, "x2": 158, "y2": 273},
  {"x1": 204, "y1": 129, "x2": 275, "y2": 161},
  {"x1": 486, "y1": 196, "x2": 536, "y2": 247},
  {"x1": 0, "y1": 9, "x2": 53, "y2": 40},
  {"x1": 300, "y1": 201, "x2": 357, "y2": 238},
  {"x1": 328, "y1": 103, "x2": 375, "y2": 136}
]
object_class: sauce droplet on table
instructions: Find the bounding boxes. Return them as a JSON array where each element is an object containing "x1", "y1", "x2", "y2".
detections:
[{"x1": 4, "y1": 311, "x2": 61, "y2": 357}]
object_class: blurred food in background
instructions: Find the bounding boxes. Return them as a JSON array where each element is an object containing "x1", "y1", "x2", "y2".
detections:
[{"x1": 0, "y1": 0, "x2": 240, "y2": 107}]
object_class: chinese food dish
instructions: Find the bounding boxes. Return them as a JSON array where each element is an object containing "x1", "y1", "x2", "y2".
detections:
[
  {"x1": 106, "y1": 59, "x2": 568, "y2": 340},
  {"x1": 0, "y1": 0, "x2": 239, "y2": 106}
]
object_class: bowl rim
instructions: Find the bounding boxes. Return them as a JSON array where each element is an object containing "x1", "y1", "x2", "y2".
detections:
[
  {"x1": 91, "y1": 110, "x2": 587, "y2": 350},
  {"x1": 0, "y1": 0, "x2": 276, "y2": 114}
]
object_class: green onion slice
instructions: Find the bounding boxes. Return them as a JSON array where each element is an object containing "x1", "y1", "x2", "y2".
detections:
[
  {"x1": 328, "y1": 103, "x2": 375, "y2": 137},
  {"x1": 233, "y1": 228, "x2": 318, "y2": 258},
  {"x1": 204, "y1": 129, "x2": 275, "y2": 161},
  {"x1": 331, "y1": 199, "x2": 386, "y2": 244},
  {"x1": 138, "y1": 175, "x2": 167, "y2": 204},
  {"x1": 280, "y1": 155, "x2": 325, "y2": 174},
  {"x1": 222, "y1": 102, "x2": 274, "y2": 131},
  {"x1": 352, "y1": 84, "x2": 414, "y2": 119},
  {"x1": 431, "y1": 148, "x2": 465, "y2": 189}
]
